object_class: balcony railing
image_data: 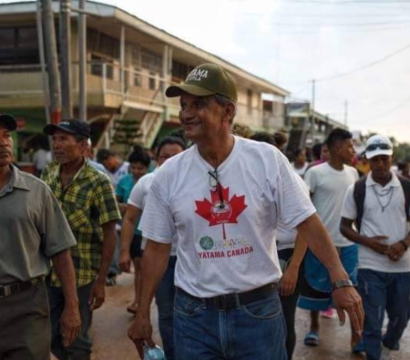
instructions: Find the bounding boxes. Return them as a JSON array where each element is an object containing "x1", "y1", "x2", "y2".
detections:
[{"x1": 0, "y1": 62, "x2": 285, "y2": 129}]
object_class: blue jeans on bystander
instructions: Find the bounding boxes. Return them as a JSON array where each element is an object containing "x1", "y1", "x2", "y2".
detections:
[
  {"x1": 155, "y1": 256, "x2": 177, "y2": 360},
  {"x1": 174, "y1": 286, "x2": 287, "y2": 360},
  {"x1": 358, "y1": 269, "x2": 410, "y2": 360}
]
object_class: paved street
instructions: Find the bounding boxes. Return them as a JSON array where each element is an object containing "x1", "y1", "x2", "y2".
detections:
[{"x1": 65, "y1": 273, "x2": 410, "y2": 360}]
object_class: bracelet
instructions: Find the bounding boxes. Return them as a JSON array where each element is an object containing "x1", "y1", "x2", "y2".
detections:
[
  {"x1": 332, "y1": 279, "x2": 354, "y2": 292},
  {"x1": 400, "y1": 240, "x2": 408, "y2": 251}
]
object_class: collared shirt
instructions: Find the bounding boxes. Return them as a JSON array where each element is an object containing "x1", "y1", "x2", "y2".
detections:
[
  {"x1": 0, "y1": 165, "x2": 76, "y2": 283},
  {"x1": 342, "y1": 171, "x2": 410, "y2": 273},
  {"x1": 42, "y1": 159, "x2": 121, "y2": 286}
]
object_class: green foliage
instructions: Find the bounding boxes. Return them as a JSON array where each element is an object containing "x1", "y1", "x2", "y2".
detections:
[{"x1": 394, "y1": 142, "x2": 410, "y2": 163}]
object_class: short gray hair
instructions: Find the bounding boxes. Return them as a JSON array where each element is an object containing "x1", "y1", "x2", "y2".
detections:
[{"x1": 214, "y1": 94, "x2": 237, "y2": 121}]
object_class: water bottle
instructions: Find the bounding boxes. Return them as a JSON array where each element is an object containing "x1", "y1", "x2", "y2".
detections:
[{"x1": 143, "y1": 342, "x2": 165, "y2": 360}]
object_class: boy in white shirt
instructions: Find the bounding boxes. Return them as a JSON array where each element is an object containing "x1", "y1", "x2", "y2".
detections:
[{"x1": 341, "y1": 135, "x2": 410, "y2": 360}]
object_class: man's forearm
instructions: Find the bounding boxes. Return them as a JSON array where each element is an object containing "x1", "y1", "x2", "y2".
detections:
[
  {"x1": 138, "y1": 240, "x2": 172, "y2": 314},
  {"x1": 121, "y1": 211, "x2": 139, "y2": 254},
  {"x1": 402, "y1": 232, "x2": 410, "y2": 247},
  {"x1": 289, "y1": 234, "x2": 307, "y2": 269},
  {"x1": 340, "y1": 223, "x2": 369, "y2": 246},
  {"x1": 51, "y1": 250, "x2": 79, "y2": 309},
  {"x1": 98, "y1": 221, "x2": 117, "y2": 283},
  {"x1": 297, "y1": 214, "x2": 348, "y2": 282}
]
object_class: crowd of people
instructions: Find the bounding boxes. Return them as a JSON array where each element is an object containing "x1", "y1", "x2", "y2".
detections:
[{"x1": 0, "y1": 62, "x2": 409, "y2": 360}]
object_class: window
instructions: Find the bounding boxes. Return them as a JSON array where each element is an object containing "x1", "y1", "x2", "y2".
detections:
[
  {"x1": 0, "y1": 28, "x2": 15, "y2": 49},
  {"x1": 141, "y1": 48, "x2": 162, "y2": 72},
  {"x1": 247, "y1": 89, "x2": 253, "y2": 115},
  {"x1": 87, "y1": 28, "x2": 120, "y2": 59},
  {"x1": 149, "y1": 72, "x2": 156, "y2": 90},
  {"x1": 172, "y1": 60, "x2": 189, "y2": 81},
  {"x1": 0, "y1": 27, "x2": 39, "y2": 65},
  {"x1": 134, "y1": 72, "x2": 141, "y2": 87},
  {"x1": 90, "y1": 54, "x2": 113, "y2": 79}
]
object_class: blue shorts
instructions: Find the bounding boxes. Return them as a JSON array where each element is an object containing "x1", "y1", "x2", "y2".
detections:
[{"x1": 298, "y1": 244, "x2": 358, "y2": 311}]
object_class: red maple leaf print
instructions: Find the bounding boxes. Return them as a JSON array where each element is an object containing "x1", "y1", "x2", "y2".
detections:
[{"x1": 195, "y1": 185, "x2": 247, "y2": 239}]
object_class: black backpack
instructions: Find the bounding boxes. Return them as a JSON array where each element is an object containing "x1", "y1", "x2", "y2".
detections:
[{"x1": 353, "y1": 175, "x2": 410, "y2": 233}]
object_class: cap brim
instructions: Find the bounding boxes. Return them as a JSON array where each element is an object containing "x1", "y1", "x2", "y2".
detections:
[
  {"x1": 43, "y1": 124, "x2": 77, "y2": 136},
  {"x1": 0, "y1": 115, "x2": 17, "y2": 131},
  {"x1": 166, "y1": 84, "x2": 216, "y2": 98},
  {"x1": 366, "y1": 149, "x2": 393, "y2": 159}
]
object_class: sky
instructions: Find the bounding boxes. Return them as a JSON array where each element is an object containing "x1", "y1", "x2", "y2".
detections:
[{"x1": 4, "y1": 0, "x2": 410, "y2": 142}]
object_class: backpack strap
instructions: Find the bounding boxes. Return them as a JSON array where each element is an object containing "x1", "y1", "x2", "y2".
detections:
[
  {"x1": 353, "y1": 177, "x2": 367, "y2": 233},
  {"x1": 397, "y1": 175, "x2": 410, "y2": 221}
]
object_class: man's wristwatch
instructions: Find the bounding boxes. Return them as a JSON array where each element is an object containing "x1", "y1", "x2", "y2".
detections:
[{"x1": 332, "y1": 279, "x2": 354, "y2": 292}]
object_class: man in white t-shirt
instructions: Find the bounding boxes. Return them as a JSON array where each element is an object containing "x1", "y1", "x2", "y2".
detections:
[
  {"x1": 128, "y1": 63, "x2": 364, "y2": 360},
  {"x1": 300, "y1": 128, "x2": 359, "y2": 349},
  {"x1": 119, "y1": 136, "x2": 186, "y2": 360},
  {"x1": 341, "y1": 135, "x2": 410, "y2": 360}
]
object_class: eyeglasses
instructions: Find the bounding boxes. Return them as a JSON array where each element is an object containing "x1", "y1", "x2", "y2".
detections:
[
  {"x1": 366, "y1": 143, "x2": 392, "y2": 152},
  {"x1": 208, "y1": 170, "x2": 225, "y2": 209}
]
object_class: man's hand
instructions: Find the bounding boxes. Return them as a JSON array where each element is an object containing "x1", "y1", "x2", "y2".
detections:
[
  {"x1": 280, "y1": 265, "x2": 299, "y2": 297},
  {"x1": 332, "y1": 286, "x2": 364, "y2": 345},
  {"x1": 387, "y1": 241, "x2": 406, "y2": 262},
  {"x1": 60, "y1": 305, "x2": 81, "y2": 347},
  {"x1": 119, "y1": 250, "x2": 132, "y2": 273},
  {"x1": 88, "y1": 281, "x2": 105, "y2": 311},
  {"x1": 128, "y1": 311, "x2": 155, "y2": 358},
  {"x1": 363, "y1": 236, "x2": 389, "y2": 255}
]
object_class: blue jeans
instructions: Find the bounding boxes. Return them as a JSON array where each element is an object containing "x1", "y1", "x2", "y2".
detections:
[
  {"x1": 358, "y1": 269, "x2": 410, "y2": 360},
  {"x1": 174, "y1": 287, "x2": 287, "y2": 360},
  {"x1": 108, "y1": 231, "x2": 121, "y2": 275},
  {"x1": 47, "y1": 281, "x2": 94, "y2": 360},
  {"x1": 155, "y1": 256, "x2": 176, "y2": 360}
]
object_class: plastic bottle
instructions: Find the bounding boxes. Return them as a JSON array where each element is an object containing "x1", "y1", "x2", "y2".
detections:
[{"x1": 143, "y1": 343, "x2": 165, "y2": 360}]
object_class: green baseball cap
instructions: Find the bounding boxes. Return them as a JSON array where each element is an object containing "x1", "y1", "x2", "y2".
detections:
[{"x1": 166, "y1": 63, "x2": 238, "y2": 103}]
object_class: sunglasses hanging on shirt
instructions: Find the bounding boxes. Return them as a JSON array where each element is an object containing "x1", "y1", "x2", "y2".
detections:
[{"x1": 208, "y1": 170, "x2": 225, "y2": 209}]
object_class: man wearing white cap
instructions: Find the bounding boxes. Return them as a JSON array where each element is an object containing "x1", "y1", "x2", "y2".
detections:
[{"x1": 341, "y1": 134, "x2": 410, "y2": 360}]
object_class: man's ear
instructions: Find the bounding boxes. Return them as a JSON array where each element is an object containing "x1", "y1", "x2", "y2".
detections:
[{"x1": 223, "y1": 103, "x2": 236, "y2": 124}]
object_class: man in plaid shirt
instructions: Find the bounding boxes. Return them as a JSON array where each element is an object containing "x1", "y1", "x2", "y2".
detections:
[{"x1": 42, "y1": 119, "x2": 121, "y2": 360}]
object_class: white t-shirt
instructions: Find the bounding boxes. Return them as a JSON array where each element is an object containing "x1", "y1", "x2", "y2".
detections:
[
  {"x1": 342, "y1": 172, "x2": 410, "y2": 272},
  {"x1": 139, "y1": 136, "x2": 316, "y2": 297},
  {"x1": 128, "y1": 171, "x2": 180, "y2": 255},
  {"x1": 292, "y1": 162, "x2": 309, "y2": 178},
  {"x1": 33, "y1": 149, "x2": 52, "y2": 171},
  {"x1": 276, "y1": 177, "x2": 311, "y2": 251},
  {"x1": 305, "y1": 162, "x2": 359, "y2": 247},
  {"x1": 108, "y1": 161, "x2": 130, "y2": 187}
]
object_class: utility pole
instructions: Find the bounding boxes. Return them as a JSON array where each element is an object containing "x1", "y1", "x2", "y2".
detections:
[
  {"x1": 344, "y1": 100, "x2": 348, "y2": 128},
  {"x1": 78, "y1": 0, "x2": 87, "y2": 121},
  {"x1": 310, "y1": 79, "x2": 316, "y2": 145},
  {"x1": 36, "y1": 0, "x2": 51, "y2": 126},
  {"x1": 42, "y1": 0, "x2": 61, "y2": 124},
  {"x1": 60, "y1": 0, "x2": 73, "y2": 118}
]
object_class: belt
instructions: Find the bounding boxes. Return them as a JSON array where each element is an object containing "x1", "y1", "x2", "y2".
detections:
[
  {"x1": 176, "y1": 283, "x2": 277, "y2": 311},
  {"x1": 0, "y1": 277, "x2": 42, "y2": 299}
]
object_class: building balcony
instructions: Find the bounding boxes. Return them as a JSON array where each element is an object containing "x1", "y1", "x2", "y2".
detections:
[{"x1": 0, "y1": 62, "x2": 285, "y2": 131}]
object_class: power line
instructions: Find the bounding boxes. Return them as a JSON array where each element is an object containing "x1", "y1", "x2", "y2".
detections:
[
  {"x1": 281, "y1": 0, "x2": 410, "y2": 4},
  {"x1": 270, "y1": 20, "x2": 410, "y2": 27},
  {"x1": 370, "y1": 96, "x2": 410, "y2": 122},
  {"x1": 279, "y1": 40, "x2": 410, "y2": 84}
]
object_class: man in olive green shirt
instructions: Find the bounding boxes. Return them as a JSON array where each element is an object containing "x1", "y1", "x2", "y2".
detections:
[{"x1": 0, "y1": 115, "x2": 81, "y2": 360}]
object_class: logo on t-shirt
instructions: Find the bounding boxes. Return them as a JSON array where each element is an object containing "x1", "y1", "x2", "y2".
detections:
[{"x1": 195, "y1": 185, "x2": 247, "y2": 240}]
